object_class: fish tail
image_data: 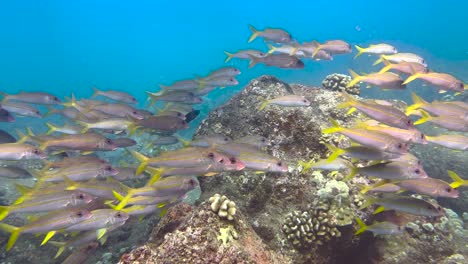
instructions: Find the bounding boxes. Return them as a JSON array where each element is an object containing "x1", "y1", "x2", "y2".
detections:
[
  {"x1": 337, "y1": 91, "x2": 358, "y2": 109},
  {"x1": 359, "y1": 195, "x2": 376, "y2": 210},
  {"x1": 145, "y1": 91, "x2": 162, "y2": 107},
  {"x1": 224, "y1": 51, "x2": 233, "y2": 63},
  {"x1": 158, "y1": 84, "x2": 168, "y2": 90},
  {"x1": 347, "y1": 69, "x2": 362, "y2": 87},
  {"x1": 247, "y1": 55, "x2": 259, "y2": 69},
  {"x1": 15, "y1": 129, "x2": 30, "y2": 144},
  {"x1": 372, "y1": 55, "x2": 385, "y2": 66},
  {"x1": 248, "y1": 25, "x2": 259, "y2": 43},
  {"x1": 48, "y1": 241, "x2": 66, "y2": 258},
  {"x1": 353, "y1": 45, "x2": 366, "y2": 59},
  {"x1": 41, "y1": 230, "x2": 57, "y2": 246},
  {"x1": 173, "y1": 135, "x2": 191, "y2": 147},
  {"x1": 448, "y1": 170, "x2": 466, "y2": 188},
  {"x1": 309, "y1": 40, "x2": 321, "y2": 57},
  {"x1": 45, "y1": 122, "x2": 58, "y2": 135},
  {"x1": 258, "y1": 97, "x2": 269, "y2": 111},
  {"x1": 129, "y1": 150, "x2": 149, "y2": 175},
  {"x1": 322, "y1": 118, "x2": 343, "y2": 134},
  {"x1": 0, "y1": 223, "x2": 20, "y2": 251},
  {"x1": 403, "y1": 73, "x2": 422, "y2": 85},
  {"x1": 113, "y1": 190, "x2": 135, "y2": 210},
  {"x1": 344, "y1": 165, "x2": 358, "y2": 181},
  {"x1": 0, "y1": 206, "x2": 10, "y2": 221},
  {"x1": 406, "y1": 92, "x2": 427, "y2": 114},
  {"x1": 146, "y1": 167, "x2": 164, "y2": 185},
  {"x1": 324, "y1": 143, "x2": 345, "y2": 162},
  {"x1": 127, "y1": 124, "x2": 140, "y2": 136},
  {"x1": 359, "y1": 184, "x2": 372, "y2": 194},
  {"x1": 354, "y1": 217, "x2": 368, "y2": 235},
  {"x1": 91, "y1": 86, "x2": 100, "y2": 98},
  {"x1": 378, "y1": 63, "x2": 392, "y2": 74},
  {"x1": 413, "y1": 110, "x2": 431, "y2": 125},
  {"x1": 266, "y1": 44, "x2": 275, "y2": 54},
  {"x1": 43, "y1": 106, "x2": 57, "y2": 118},
  {"x1": 298, "y1": 160, "x2": 314, "y2": 173},
  {"x1": 62, "y1": 93, "x2": 77, "y2": 108}
]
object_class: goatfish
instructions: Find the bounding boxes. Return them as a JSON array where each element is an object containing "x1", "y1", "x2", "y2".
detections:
[
  {"x1": 64, "y1": 177, "x2": 128, "y2": 199},
  {"x1": 179, "y1": 134, "x2": 232, "y2": 148},
  {"x1": 425, "y1": 134, "x2": 468, "y2": 151},
  {"x1": 234, "y1": 135, "x2": 269, "y2": 149},
  {"x1": 373, "y1": 53, "x2": 427, "y2": 67},
  {"x1": 360, "y1": 181, "x2": 402, "y2": 194},
  {"x1": 61, "y1": 242, "x2": 99, "y2": 264},
  {"x1": 406, "y1": 92, "x2": 468, "y2": 118},
  {"x1": 339, "y1": 92, "x2": 414, "y2": 129},
  {"x1": 159, "y1": 79, "x2": 200, "y2": 91},
  {"x1": 403, "y1": 72, "x2": 466, "y2": 93},
  {"x1": 297, "y1": 42, "x2": 333, "y2": 60},
  {"x1": 0, "y1": 91, "x2": 61, "y2": 105},
  {"x1": 354, "y1": 121, "x2": 427, "y2": 144},
  {"x1": 267, "y1": 43, "x2": 304, "y2": 56},
  {"x1": 237, "y1": 151, "x2": 288, "y2": 172},
  {"x1": 195, "y1": 75, "x2": 239, "y2": 88},
  {"x1": 310, "y1": 40, "x2": 352, "y2": 56},
  {"x1": 33, "y1": 163, "x2": 119, "y2": 183},
  {"x1": 347, "y1": 70, "x2": 405, "y2": 90},
  {"x1": 146, "y1": 91, "x2": 203, "y2": 106},
  {"x1": 45, "y1": 123, "x2": 82, "y2": 135},
  {"x1": 324, "y1": 143, "x2": 404, "y2": 163},
  {"x1": 224, "y1": 49, "x2": 266, "y2": 63},
  {"x1": 354, "y1": 161, "x2": 428, "y2": 181},
  {"x1": 354, "y1": 44, "x2": 397, "y2": 59},
  {"x1": 378, "y1": 59, "x2": 427, "y2": 75},
  {"x1": 298, "y1": 157, "x2": 355, "y2": 178},
  {"x1": 0, "y1": 166, "x2": 32, "y2": 178},
  {"x1": 248, "y1": 25, "x2": 292, "y2": 44},
  {"x1": 113, "y1": 138, "x2": 137, "y2": 148},
  {"x1": 258, "y1": 95, "x2": 311, "y2": 110},
  {"x1": 0, "y1": 191, "x2": 95, "y2": 221},
  {"x1": 414, "y1": 110, "x2": 468, "y2": 132},
  {"x1": 248, "y1": 54, "x2": 304, "y2": 69},
  {"x1": 360, "y1": 195, "x2": 445, "y2": 216},
  {"x1": 76, "y1": 118, "x2": 139, "y2": 134},
  {"x1": 129, "y1": 148, "x2": 228, "y2": 174},
  {"x1": 0, "y1": 101, "x2": 42, "y2": 118},
  {"x1": 395, "y1": 178, "x2": 458, "y2": 198},
  {"x1": 0, "y1": 143, "x2": 47, "y2": 160},
  {"x1": 0, "y1": 208, "x2": 92, "y2": 251},
  {"x1": 204, "y1": 67, "x2": 241, "y2": 79},
  {"x1": 135, "y1": 115, "x2": 189, "y2": 133},
  {"x1": 448, "y1": 170, "x2": 468, "y2": 189},
  {"x1": 322, "y1": 119, "x2": 409, "y2": 154},
  {"x1": 33, "y1": 133, "x2": 118, "y2": 151},
  {"x1": 354, "y1": 217, "x2": 403, "y2": 236},
  {"x1": 91, "y1": 87, "x2": 138, "y2": 104}
]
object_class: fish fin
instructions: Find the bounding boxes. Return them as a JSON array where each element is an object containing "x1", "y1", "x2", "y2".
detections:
[
  {"x1": 403, "y1": 73, "x2": 422, "y2": 85},
  {"x1": 298, "y1": 160, "x2": 314, "y2": 173},
  {"x1": 337, "y1": 91, "x2": 358, "y2": 109},
  {"x1": 454, "y1": 92, "x2": 461, "y2": 96},
  {"x1": 324, "y1": 143, "x2": 345, "y2": 162},
  {"x1": 14, "y1": 183, "x2": 32, "y2": 196},
  {"x1": 248, "y1": 25, "x2": 259, "y2": 43},
  {"x1": 359, "y1": 196, "x2": 377, "y2": 210},
  {"x1": 266, "y1": 44, "x2": 275, "y2": 54},
  {"x1": 96, "y1": 228, "x2": 107, "y2": 240},
  {"x1": 99, "y1": 235, "x2": 108, "y2": 245},
  {"x1": 45, "y1": 123, "x2": 58, "y2": 135},
  {"x1": 258, "y1": 97, "x2": 269, "y2": 111},
  {"x1": 359, "y1": 184, "x2": 372, "y2": 194},
  {"x1": 378, "y1": 59, "x2": 393, "y2": 74},
  {"x1": 129, "y1": 150, "x2": 149, "y2": 175},
  {"x1": 372, "y1": 55, "x2": 385, "y2": 66},
  {"x1": 146, "y1": 167, "x2": 163, "y2": 185},
  {"x1": 224, "y1": 51, "x2": 233, "y2": 63},
  {"x1": 347, "y1": 69, "x2": 362, "y2": 87},
  {"x1": 311, "y1": 41, "x2": 321, "y2": 57},
  {"x1": 373, "y1": 206, "x2": 385, "y2": 214},
  {"x1": 41, "y1": 230, "x2": 56, "y2": 246},
  {"x1": 74, "y1": 120, "x2": 90, "y2": 133},
  {"x1": 322, "y1": 118, "x2": 342, "y2": 134},
  {"x1": 353, "y1": 45, "x2": 366, "y2": 59},
  {"x1": 49, "y1": 241, "x2": 66, "y2": 258},
  {"x1": 406, "y1": 92, "x2": 427, "y2": 114},
  {"x1": 62, "y1": 93, "x2": 77, "y2": 108},
  {"x1": 91, "y1": 87, "x2": 101, "y2": 98},
  {"x1": 114, "y1": 190, "x2": 135, "y2": 210},
  {"x1": 63, "y1": 176, "x2": 77, "y2": 190},
  {"x1": 127, "y1": 124, "x2": 140, "y2": 137},
  {"x1": 0, "y1": 223, "x2": 20, "y2": 251},
  {"x1": 159, "y1": 208, "x2": 168, "y2": 217},
  {"x1": 354, "y1": 217, "x2": 368, "y2": 235},
  {"x1": 344, "y1": 166, "x2": 358, "y2": 181},
  {"x1": 247, "y1": 54, "x2": 259, "y2": 69},
  {"x1": 112, "y1": 190, "x2": 125, "y2": 201},
  {"x1": 413, "y1": 110, "x2": 431, "y2": 125},
  {"x1": 173, "y1": 135, "x2": 191, "y2": 147},
  {"x1": 448, "y1": 170, "x2": 465, "y2": 188},
  {"x1": 15, "y1": 129, "x2": 29, "y2": 144},
  {"x1": 0, "y1": 206, "x2": 10, "y2": 221}
]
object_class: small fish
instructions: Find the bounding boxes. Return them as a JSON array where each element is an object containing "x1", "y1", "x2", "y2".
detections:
[
  {"x1": 136, "y1": 115, "x2": 189, "y2": 133},
  {"x1": 146, "y1": 91, "x2": 203, "y2": 105},
  {"x1": 234, "y1": 135, "x2": 269, "y2": 149},
  {"x1": 65, "y1": 209, "x2": 129, "y2": 234},
  {"x1": 360, "y1": 195, "x2": 444, "y2": 216},
  {"x1": 65, "y1": 177, "x2": 127, "y2": 199},
  {"x1": 88, "y1": 102, "x2": 146, "y2": 120},
  {"x1": 354, "y1": 217, "x2": 403, "y2": 236},
  {"x1": 91, "y1": 87, "x2": 138, "y2": 104},
  {"x1": 112, "y1": 166, "x2": 146, "y2": 181},
  {"x1": 249, "y1": 54, "x2": 304, "y2": 69},
  {"x1": 297, "y1": 42, "x2": 333, "y2": 60},
  {"x1": 360, "y1": 182, "x2": 402, "y2": 194},
  {"x1": 339, "y1": 92, "x2": 413, "y2": 129},
  {"x1": 354, "y1": 122, "x2": 426, "y2": 144},
  {"x1": 36, "y1": 133, "x2": 118, "y2": 151},
  {"x1": 258, "y1": 95, "x2": 311, "y2": 110},
  {"x1": 0, "y1": 101, "x2": 42, "y2": 118},
  {"x1": 150, "y1": 176, "x2": 199, "y2": 197},
  {"x1": 373, "y1": 53, "x2": 427, "y2": 67},
  {"x1": 403, "y1": 72, "x2": 465, "y2": 93},
  {"x1": 224, "y1": 50, "x2": 266, "y2": 63},
  {"x1": 0, "y1": 143, "x2": 47, "y2": 160},
  {"x1": 248, "y1": 25, "x2": 292, "y2": 44},
  {"x1": 0, "y1": 108, "x2": 14, "y2": 122},
  {"x1": 180, "y1": 134, "x2": 232, "y2": 148},
  {"x1": 150, "y1": 136, "x2": 180, "y2": 146},
  {"x1": 0, "y1": 208, "x2": 92, "y2": 250},
  {"x1": 356, "y1": 161, "x2": 428, "y2": 181},
  {"x1": 0, "y1": 91, "x2": 61, "y2": 105},
  {"x1": 347, "y1": 70, "x2": 405, "y2": 90},
  {"x1": 378, "y1": 59, "x2": 427, "y2": 75},
  {"x1": 45, "y1": 123, "x2": 82, "y2": 135},
  {"x1": 414, "y1": 110, "x2": 468, "y2": 132},
  {"x1": 267, "y1": 43, "x2": 304, "y2": 56},
  {"x1": 35, "y1": 162, "x2": 119, "y2": 183},
  {"x1": 299, "y1": 157, "x2": 355, "y2": 178},
  {"x1": 113, "y1": 137, "x2": 137, "y2": 148},
  {"x1": 62, "y1": 242, "x2": 99, "y2": 264},
  {"x1": 425, "y1": 134, "x2": 468, "y2": 151},
  {"x1": 354, "y1": 44, "x2": 397, "y2": 58},
  {"x1": 0, "y1": 166, "x2": 32, "y2": 178},
  {"x1": 76, "y1": 118, "x2": 139, "y2": 134},
  {"x1": 324, "y1": 143, "x2": 404, "y2": 163},
  {"x1": 322, "y1": 119, "x2": 409, "y2": 154},
  {"x1": 311, "y1": 40, "x2": 352, "y2": 56},
  {"x1": 155, "y1": 110, "x2": 186, "y2": 120},
  {"x1": 204, "y1": 67, "x2": 241, "y2": 79},
  {"x1": 44, "y1": 155, "x2": 107, "y2": 170},
  {"x1": 0, "y1": 191, "x2": 95, "y2": 221},
  {"x1": 196, "y1": 75, "x2": 239, "y2": 88},
  {"x1": 406, "y1": 92, "x2": 468, "y2": 118},
  {"x1": 237, "y1": 151, "x2": 288, "y2": 172},
  {"x1": 160, "y1": 79, "x2": 200, "y2": 91},
  {"x1": 0, "y1": 130, "x2": 16, "y2": 143},
  {"x1": 395, "y1": 178, "x2": 458, "y2": 198}
]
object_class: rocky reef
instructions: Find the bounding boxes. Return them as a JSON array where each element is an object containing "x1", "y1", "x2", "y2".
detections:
[{"x1": 117, "y1": 75, "x2": 468, "y2": 264}]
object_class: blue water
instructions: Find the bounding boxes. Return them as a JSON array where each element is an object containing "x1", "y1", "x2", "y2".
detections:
[{"x1": 0, "y1": 0, "x2": 466, "y2": 106}]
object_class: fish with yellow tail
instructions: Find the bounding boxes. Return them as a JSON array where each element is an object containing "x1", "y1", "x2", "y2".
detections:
[
  {"x1": 298, "y1": 157, "x2": 356, "y2": 179},
  {"x1": 360, "y1": 195, "x2": 445, "y2": 216},
  {"x1": 425, "y1": 134, "x2": 468, "y2": 151},
  {"x1": 373, "y1": 53, "x2": 426, "y2": 67},
  {"x1": 347, "y1": 69, "x2": 405, "y2": 90},
  {"x1": 414, "y1": 110, "x2": 468, "y2": 132},
  {"x1": 354, "y1": 217, "x2": 403, "y2": 236},
  {"x1": 354, "y1": 43, "x2": 397, "y2": 59},
  {"x1": 448, "y1": 170, "x2": 468, "y2": 189},
  {"x1": 406, "y1": 92, "x2": 468, "y2": 118},
  {"x1": 248, "y1": 25, "x2": 292, "y2": 44},
  {"x1": 258, "y1": 95, "x2": 311, "y2": 110},
  {"x1": 310, "y1": 40, "x2": 351, "y2": 57},
  {"x1": 224, "y1": 49, "x2": 266, "y2": 63},
  {"x1": 403, "y1": 72, "x2": 466, "y2": 93},
  {"x1": 378, "y1": 59, "x2": 427, "y2": 75}
]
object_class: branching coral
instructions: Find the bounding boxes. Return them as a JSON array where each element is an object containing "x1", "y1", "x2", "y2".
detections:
[{"x1": 209, "y1": 194, "x2": 237, "y2": 221}]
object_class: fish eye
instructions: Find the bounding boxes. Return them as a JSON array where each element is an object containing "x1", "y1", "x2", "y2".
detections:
[
  {"x1": 76, "y1": 211, "x2": 83, "y2": 217},
  {"x1": 106, "y1": 139, "x2": 112, "y2": 144},
  {"x1": 261, "y1": 138, "x2": 266, "y2": 142},
  {"x1": 132, "y1": 98, "x2": 137, "y2": 102},
  {"x1": 414, "y1": 169, "x2": 420, "y2": 174},
  {"x1": 229, "y1": 78, "x2": 234, "y2": 82},
  {"x1": 132, "y1": 111, "x2": 138, "y2": 115},
  {"x1": 207, "y1": 152, "x2": 215, "y2": 159},
  {"x1": 303, "y1": 100, "x2": 307, "y2": 103},
  {"x1": 189, "y1": 179, "x2": 196, "y2": 186},
  {"x1": 219, "y1": 159, "x2": 224, "y2": 164},
  {"x1": 78, "y1": 194, "x2": 85, "y2": 199},
  {"x1": 105, "y1": 166, "x2": 113, "y2": 171},
  {"x1": 407, "y1": 120, "x2": 412, "y2": 125},
  {"x1": 33, "y1": 149, "x2": 39, "y2": 154},
  {"x1": 116, "y1": 212, "x2": 122, "y2": 218},
  {"x1": 420, "y1": 134, "x2": 425, "y2": 139},
  {"x1": 397, "y1": 143, "x2": 402, "y2": 149},
  {"x1": 36, "y1": 111, "x2": 40, "y2": 114},
  {"x1": 277, "y1": 161, "x2": 282, "y2": 166},
  {"x1": 437, "y1": 206, "x2": 442, "y2": 211},
  {"x1": 53, "y1": 97, "x2": 59, "y2": 101},
  {"x1": 229, "y1": 157, "x2": 237, "y2": 164},
  {"x1": 224, "y1": 137, "x2": 229, "y2": 141},
  {"x1": 446, "y1": 188, "x2": 452, "y2": 193}
]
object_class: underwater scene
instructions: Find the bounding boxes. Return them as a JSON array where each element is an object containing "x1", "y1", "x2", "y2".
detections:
[{"x1": 0, "y1": 0, "x2": 467, "y2": 263}]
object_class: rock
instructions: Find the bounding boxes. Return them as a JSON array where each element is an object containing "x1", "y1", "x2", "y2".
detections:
[{"x1": 422, "y1": 223, "x2": 434, "y2": 232}]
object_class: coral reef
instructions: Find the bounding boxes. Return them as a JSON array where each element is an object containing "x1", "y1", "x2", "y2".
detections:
[
  {"x1": 322, "y1": 73, "x2": 360, "y2": 95},
  {"x1": 209, "y1": 193, "x2": 237, "y2": 221}
]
